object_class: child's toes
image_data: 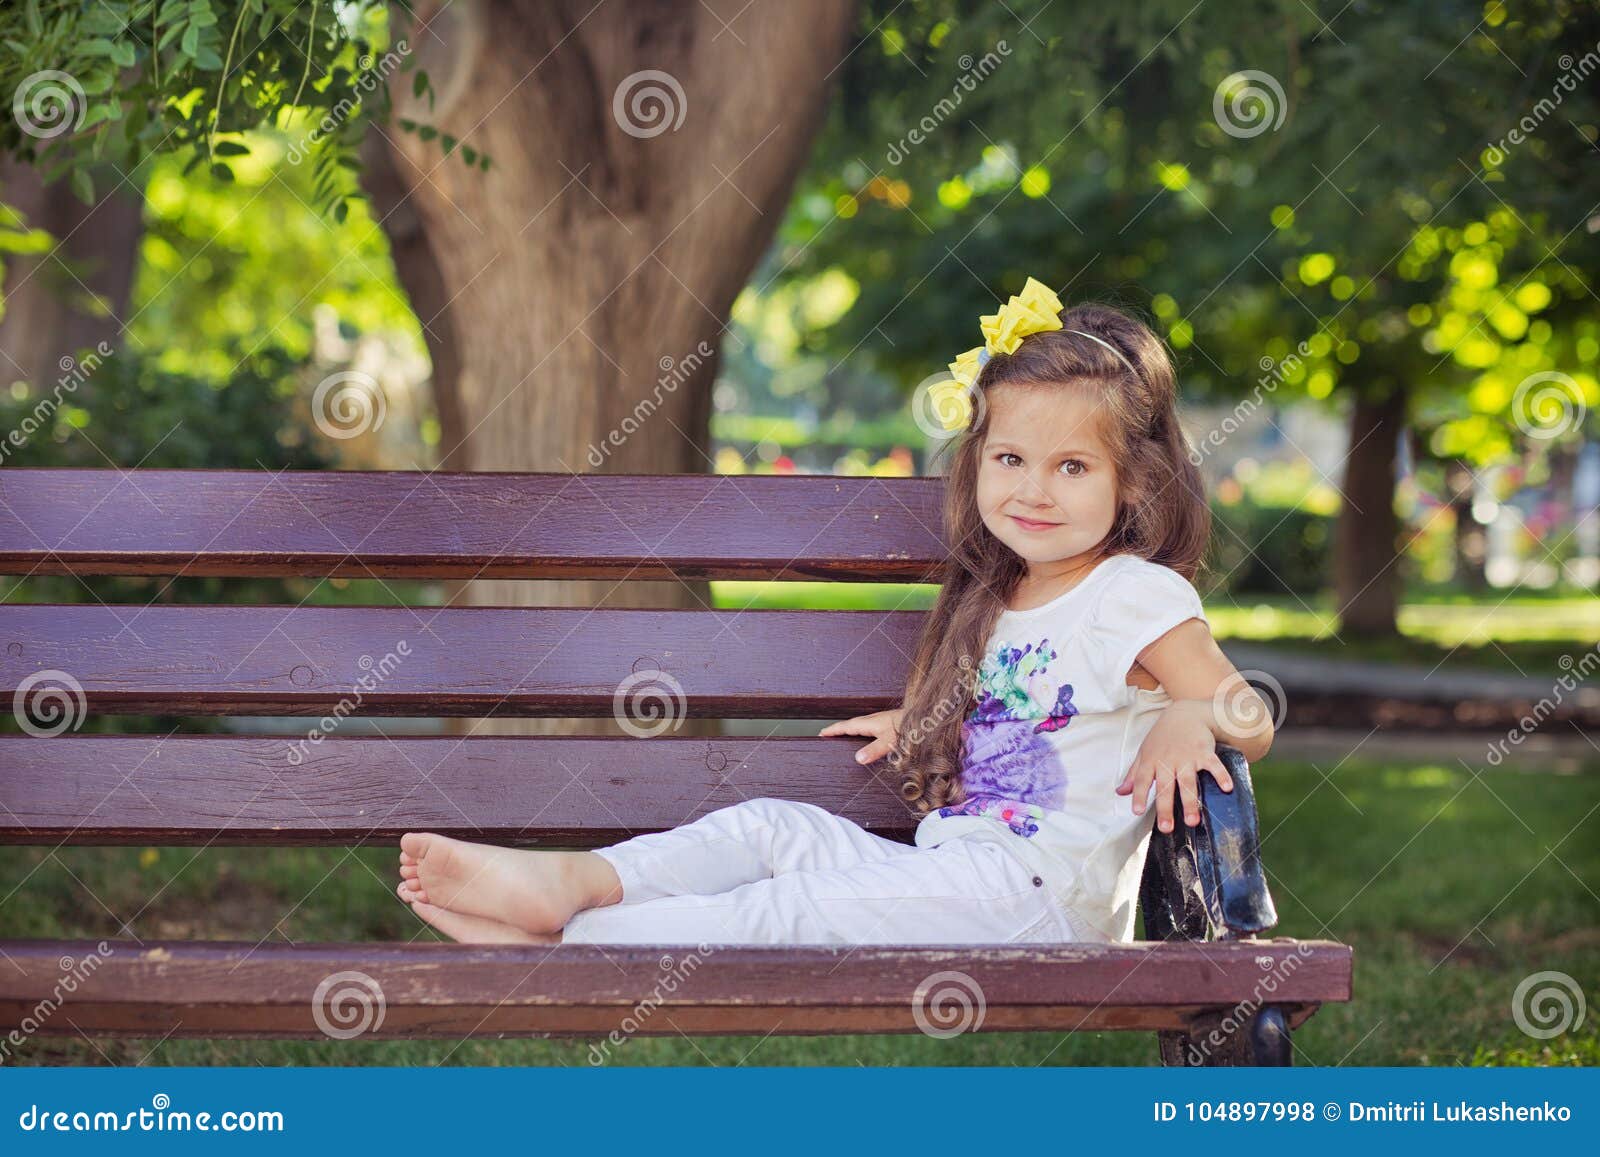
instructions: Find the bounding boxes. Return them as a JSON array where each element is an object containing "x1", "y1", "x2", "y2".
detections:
[
  {"x1": 400, "y1": 863, "x2": 419, "y2": 881},
  {"x1": 396, "y1": 881, "x2": 415, "y2": 904}
]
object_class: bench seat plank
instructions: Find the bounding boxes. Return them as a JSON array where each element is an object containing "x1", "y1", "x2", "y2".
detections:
[
  {"x1": 0, "y1": 939, "x2": 1353, "y2": 1039},
  {"x1": 0, "y1": 469, "x2": 945, "y2": 581}
]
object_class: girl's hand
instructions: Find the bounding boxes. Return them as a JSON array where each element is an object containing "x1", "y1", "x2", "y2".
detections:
[
  {"x1": 818, "y1": 708, "x2": 906, "y2": 765},
  {"x1": 1114, "y1": 700, "x2": 1234, "y2": 833}
]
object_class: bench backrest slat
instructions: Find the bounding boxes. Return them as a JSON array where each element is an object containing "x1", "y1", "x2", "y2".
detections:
[
  {"x1": 0, "y1": 469, "x2": 946, "y2": 581},
  {"x1": 0, "y1": 604, "x2": 921, "y2": 716},
  {"x1": 0, "y1": 735, "x2": 913, "y2": 846}
]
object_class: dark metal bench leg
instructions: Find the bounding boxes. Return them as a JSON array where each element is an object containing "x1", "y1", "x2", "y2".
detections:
[
  {"x1": 1155, "y1": 1005, "x2": 1295, "y2": 1066},
  {"x1": 1250, "y1": 1005, "x2": 1293, "y2": 1066}
]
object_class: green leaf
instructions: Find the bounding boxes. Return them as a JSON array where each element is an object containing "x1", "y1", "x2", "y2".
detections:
[
  {"x1": 79, "y1": 68, "x2": 117, "y2": 95},
  {"x1": 0, "y1": 227, "x2": 53, "y2": 256},
  {"x1": 417, "y1": 125, "x2": 436, "y2": 142},
  {"x1": 334, "y1": 200, "x2": 349, "y2": 224},
  {"x1": 81, "y1": 38, "x2": 120, "y2": 57},
  {"x1": 81, "y1": 10, "x2": 124, "y2": 35},
  {"x1": 213, "y1": 140, "x2": 250, "y2": 156},
  {"x1": 70, "y1": 168, "x2": 94, "y2": 206},
  {"x1": 461, "y1": 146, "x2": 477, "y2": 166},
  {"x1": 209, "y1": 161, "x2": 234, "y2": 182},
  {"x1": 412, "y1": 70, "x2": 428, "y2": 99},
  {"x1": 440, "y1": 134, "x2": 456, "y2": 155},
  {"x1": 80, "y1": 103, "x2": 116, "y2": 131},
  {"x1": 111, "y1": 41, "x2": 138, "y2": 68},
  {"x1": 194, "y1": 47, "x2": 223, "y2": 69},
  {"x1": 181, "y1": 24, "x2": 199, "y2": 57}
]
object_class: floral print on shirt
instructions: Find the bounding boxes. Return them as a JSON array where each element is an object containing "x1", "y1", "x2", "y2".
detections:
[{"x1": 935, "y1": 637, "x2": 1078, "y2": 837}]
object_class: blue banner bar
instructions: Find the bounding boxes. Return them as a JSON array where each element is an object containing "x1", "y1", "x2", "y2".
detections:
[{"x1": 3, "y1": 1067, "x2": 1589, "y2": 1152}]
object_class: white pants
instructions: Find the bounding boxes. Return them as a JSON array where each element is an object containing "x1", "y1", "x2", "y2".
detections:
[{"x1": 560, "y1": 797, "x2": 1077, "y2": 945}]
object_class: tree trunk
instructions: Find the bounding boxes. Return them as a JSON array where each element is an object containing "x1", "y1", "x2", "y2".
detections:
[
  {"x1": 357, "y1": 130, "x2": 468, "y2": 471},
  {"x1": 1334, "y1": 386, "x2": 1408, "y2": 638},
  {"x1": 1446, "y1": 458, "x2": 1486, "y2": 591},
  {"x1": 0, "y1": 160, "x2": 144, "y2": 387},
  {"x1": 373, "y1": 0, "x2": 856, "y2": 736}
]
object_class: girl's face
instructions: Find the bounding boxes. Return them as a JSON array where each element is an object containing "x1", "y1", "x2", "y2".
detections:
[{"x1": 975, "y1": 383, "x2": 1120, "y2": 573}]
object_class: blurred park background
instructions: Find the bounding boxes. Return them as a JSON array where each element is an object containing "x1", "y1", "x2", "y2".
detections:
[{"x1": 0, "y1": 0, "x2": 1596, "y2": 1066}]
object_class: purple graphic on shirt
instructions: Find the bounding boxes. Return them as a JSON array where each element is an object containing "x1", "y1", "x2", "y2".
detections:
[
  {"x1": 1034, "y1": 683, "x2": 1080, "y2": 733},
  {"x1": 935, "y1": 635, "x2": 1077, "y2": 836}
]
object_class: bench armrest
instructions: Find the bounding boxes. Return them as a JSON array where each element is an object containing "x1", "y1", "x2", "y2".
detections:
[{"x1": 1137, "y1": 743, "x2": 1278, "y2": 941}]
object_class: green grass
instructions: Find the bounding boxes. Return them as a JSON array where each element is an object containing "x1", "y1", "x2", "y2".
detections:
[{"x1": 3, "y1": 755, "x2": 1596, "y2": 1067}]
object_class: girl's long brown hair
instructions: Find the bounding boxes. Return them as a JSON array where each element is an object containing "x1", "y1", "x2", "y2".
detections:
[{"x1": 891, "y1": 300, "x2": 1211, "y2": 813}]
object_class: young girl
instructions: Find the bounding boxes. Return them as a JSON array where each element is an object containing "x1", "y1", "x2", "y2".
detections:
[{"x1": 395, "y1": 279, "x2": 1272, "y2": 946}]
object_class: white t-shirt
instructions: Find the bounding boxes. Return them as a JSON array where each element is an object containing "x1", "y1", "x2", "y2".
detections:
[{"x1": 913, "y1": 552, "x2": 1208, "y2": 944}]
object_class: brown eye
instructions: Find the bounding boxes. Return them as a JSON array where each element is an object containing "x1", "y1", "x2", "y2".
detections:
[{"x1": 1060, "y1": 459, "x2": 1087, "y2": 476}]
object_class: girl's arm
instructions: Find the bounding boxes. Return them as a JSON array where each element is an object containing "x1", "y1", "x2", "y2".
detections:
[
  {"x1": 1138, "y1": 618, "x2": 1275, "y2": 761},
  {"x1": 1114, "y1": 618, "x2": 1275, "y2": 833}
]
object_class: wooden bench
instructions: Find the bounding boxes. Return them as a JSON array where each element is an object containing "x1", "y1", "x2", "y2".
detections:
[{"x1": 0, "y1": 468, "x2": 1351, "y2": 1063}]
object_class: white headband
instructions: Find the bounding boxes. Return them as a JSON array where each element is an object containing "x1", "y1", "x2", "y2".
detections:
[{"x1": 1064, "y1": 329, "x2": 1141, "y2": 382}]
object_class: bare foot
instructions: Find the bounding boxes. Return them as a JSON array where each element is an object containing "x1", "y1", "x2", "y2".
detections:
[
  {"x1": 397, "y1": 834, "x2": 619, "y2": 934},
  {"x1": 399, "y1": 889, "x2": 560, "y2": 945}
]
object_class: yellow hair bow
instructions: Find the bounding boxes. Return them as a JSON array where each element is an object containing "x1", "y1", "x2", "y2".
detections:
[
  {"x1": 979, "y1": 276, "x2": 1064, "y2": 355},
  {"x1": 947, "y1": 345, "x2": 986, "y2": 390},
  {"x1": 928, "y1": 276, "x2": 1065, "y2": 431}
]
